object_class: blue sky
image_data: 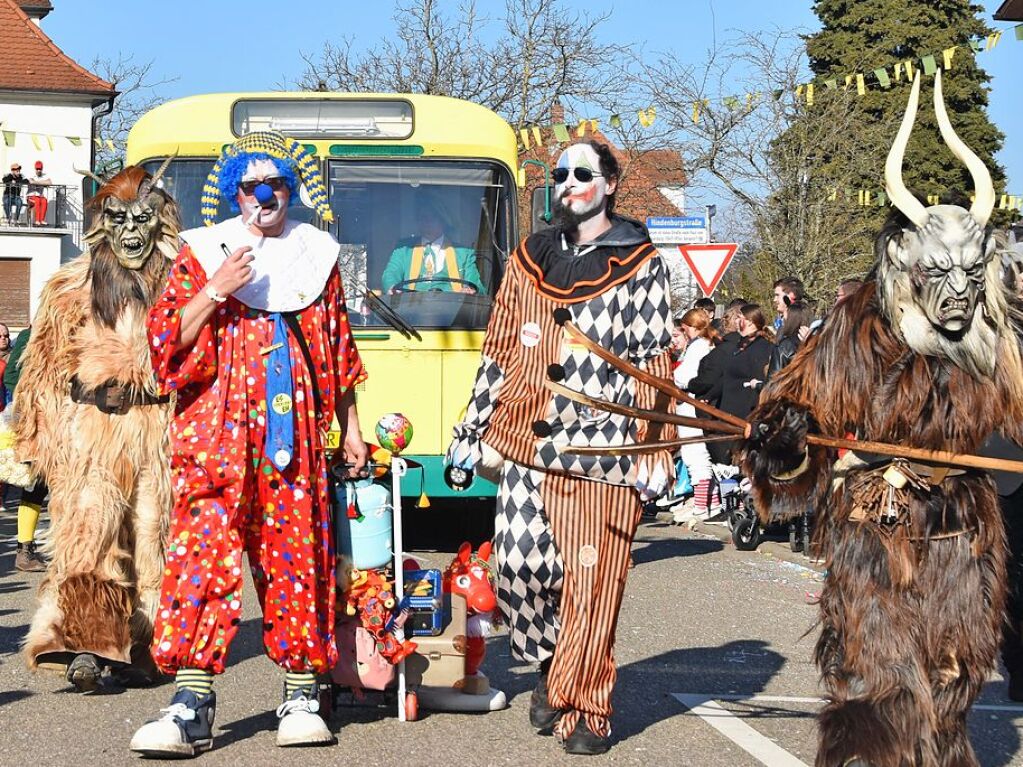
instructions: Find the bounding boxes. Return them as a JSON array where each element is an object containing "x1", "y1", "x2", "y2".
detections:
[{"x1": 42, "y1": 0, "x2": 1022, "y2": 191}]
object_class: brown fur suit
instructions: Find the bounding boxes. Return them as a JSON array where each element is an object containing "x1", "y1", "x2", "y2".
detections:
[
  {"x1": 14, "y1": 167, "x2": 179, "y2": 678},
  {"x1": 743, "y1": 279, "x2": 1023, "y2": 767}
]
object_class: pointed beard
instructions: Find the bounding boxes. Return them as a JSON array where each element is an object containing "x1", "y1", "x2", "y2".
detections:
[{"x1": 553, "y1": 195, "x2": 605, "y2": 234}]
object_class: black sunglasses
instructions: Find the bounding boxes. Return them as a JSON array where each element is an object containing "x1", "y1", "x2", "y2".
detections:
[
  {"x1": 552, "y1": 167, "x2": 603, "y2": 184},
  {"x1": 238, "y1": 176, "x2": 287, "y2": 196}
]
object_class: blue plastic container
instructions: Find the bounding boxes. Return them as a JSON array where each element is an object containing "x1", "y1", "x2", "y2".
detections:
[{"x1": 334, "y1": 478, "x2": 394, "y2": 569}]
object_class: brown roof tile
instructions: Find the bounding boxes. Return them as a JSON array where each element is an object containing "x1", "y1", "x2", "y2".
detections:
[{"x1": 0, "y1": 0, "x2": 114, "y2": 97}]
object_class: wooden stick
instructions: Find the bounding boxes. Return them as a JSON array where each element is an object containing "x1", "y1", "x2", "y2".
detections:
[
  {"x1": 544, "y1": 381, "x2": 744, "y2": 435},
  {"x1": 551, "y1": 376, "x2": 1023, "y2": 475},
  {"x1": 562, "y1": 435, "x2": 737, "y2": 456},
  {"x1": 558, "y1": 319, "x2": 748, "y2": 428}
]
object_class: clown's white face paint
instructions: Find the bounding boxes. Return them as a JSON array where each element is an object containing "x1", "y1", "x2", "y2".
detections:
[
  {"x1": 236, "y1": 158, "x2": 290, "y2": 237},
  {"x1": 554, "y1": 144, "x2": 612, "y2": 220}
]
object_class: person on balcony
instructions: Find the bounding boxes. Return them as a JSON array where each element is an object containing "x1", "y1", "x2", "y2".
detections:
[
  {"x1": 27, "y1": 161, "x2": 51, "y2": 226},
  {"x1": 2, "y1": 163, "x2": 26, "y2": 225}
]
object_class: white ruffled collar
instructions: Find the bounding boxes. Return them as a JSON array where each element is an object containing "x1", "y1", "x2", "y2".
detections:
[{"x1": 180, "y1": 216, "x2": 339, "y2": 312}]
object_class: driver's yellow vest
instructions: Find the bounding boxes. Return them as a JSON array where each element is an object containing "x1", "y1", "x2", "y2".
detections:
[{"x1": 410, "y1": 244, "x2": 465, "y2": 292}]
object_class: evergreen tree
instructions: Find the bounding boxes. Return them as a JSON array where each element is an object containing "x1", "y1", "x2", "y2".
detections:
[{"x1": 804, "y1": 0, "x2": 1006, "y2": 216}]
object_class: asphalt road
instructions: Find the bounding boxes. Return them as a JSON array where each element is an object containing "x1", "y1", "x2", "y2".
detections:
[{"x1": 1, "y1": 507, "x2": 1021, "y2": 767}]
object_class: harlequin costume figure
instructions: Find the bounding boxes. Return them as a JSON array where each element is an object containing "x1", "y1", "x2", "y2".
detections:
[
  {"x1": 14, "y1": 164, "x2": 179, "y2": 691},
  {"x1": 129, "y1": 131, "x2": 368, "y2": 758},
  {"x1": 742, "y1": 72, "x2": 1023, "y2": 767},
  {"x1": 446, "y1": 141, "x2": 675, "y2": 755}
]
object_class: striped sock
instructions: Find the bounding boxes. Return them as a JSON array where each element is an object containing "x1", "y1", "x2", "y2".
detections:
[
  {"x1": 175, "y1": 668, "x2": 214, "y2": 696},
  {"x1": 284, "y1": 671, "x2": 317, "y2": 699}
]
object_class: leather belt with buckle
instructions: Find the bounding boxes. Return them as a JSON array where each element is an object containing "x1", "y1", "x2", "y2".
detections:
[{"x1": 69, "y1": 376, "x2": 170, "y2": 415}]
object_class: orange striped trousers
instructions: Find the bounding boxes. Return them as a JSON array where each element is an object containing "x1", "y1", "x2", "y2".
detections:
[{"x1": 495, "y1": 460, "x2": 642, "y2": 738}]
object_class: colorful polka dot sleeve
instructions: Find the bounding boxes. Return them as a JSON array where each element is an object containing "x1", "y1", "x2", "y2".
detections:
[{"x1": 145, "y1": 244, "x2": 365, "y2": 675}]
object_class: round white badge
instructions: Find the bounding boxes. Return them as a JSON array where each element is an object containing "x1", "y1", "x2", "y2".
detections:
[
  {"x1": 579, "y1": 544, "x2": 598, "y2": 568},
  {"x1": 520, "y1": 321, "x2": 542, "y2": 348},
  {"x1": 272, "y1": 393, "x2": 293, "y2": 415},
  {"x1": 274, "y1": 449, "x2": 291, "y2": 468}
]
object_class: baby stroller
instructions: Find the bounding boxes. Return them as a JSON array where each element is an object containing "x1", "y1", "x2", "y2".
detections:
[{"x1": 724, "y1": 471, "x2": 814, "y2": 554}]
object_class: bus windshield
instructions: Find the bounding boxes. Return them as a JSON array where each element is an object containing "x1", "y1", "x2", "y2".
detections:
[
  {"x1": 143, "y1": 157, "x2": 512, "y2": 330},
  {"x1": 328, "y1": 159, "x2": 511, "y2": 330}
]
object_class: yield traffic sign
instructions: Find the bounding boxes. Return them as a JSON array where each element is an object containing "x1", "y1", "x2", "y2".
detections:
[{"x1": 678, "y1": 243, "x2": 739, "y2": 296}]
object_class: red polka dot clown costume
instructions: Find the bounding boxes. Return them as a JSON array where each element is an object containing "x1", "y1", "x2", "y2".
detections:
[{"x1": 130, "y1": 131, "x2": 368, "y2": 758}]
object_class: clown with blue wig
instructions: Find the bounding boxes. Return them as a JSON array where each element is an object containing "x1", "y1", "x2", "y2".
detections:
[{"x1": 131, "y1": 131, "x2": 368, "y2": 757}]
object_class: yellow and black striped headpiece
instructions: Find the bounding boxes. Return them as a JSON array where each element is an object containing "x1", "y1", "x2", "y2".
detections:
[{"x1": 200, "y1": 130, "x2": 333, "y2": 226}]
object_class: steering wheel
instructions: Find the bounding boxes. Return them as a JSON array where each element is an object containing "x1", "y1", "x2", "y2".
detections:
[{"x1": 391, "y1": 277, "x2": 478, "y2": 294}]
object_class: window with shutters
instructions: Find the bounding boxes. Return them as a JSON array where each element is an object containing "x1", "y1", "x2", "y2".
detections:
[{"x1": 0, "y1": 259, "x2": 30, "y2": 326}]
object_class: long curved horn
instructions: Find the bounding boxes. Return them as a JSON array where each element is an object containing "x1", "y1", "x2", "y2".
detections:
[
  {"x1": 884, "y1": 71, "x2": 929, "y2": 227},
  {"x1": 149, "y1": 149, "x2": 177, "y2": 189},
  {"x1": 933, "y1": 69, "x2": 995, "y2": 228},
  {"x1": 74, "y1": 165, "x2": 106, "y2": 186}
]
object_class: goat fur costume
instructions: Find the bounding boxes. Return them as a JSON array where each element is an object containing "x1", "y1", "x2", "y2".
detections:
[
  {"x1": 14, "y1": 164, "x2": 179, "y2": 684},
  {"x1": 742, "y1": 72, "x2": 1023, "y2": 767}
]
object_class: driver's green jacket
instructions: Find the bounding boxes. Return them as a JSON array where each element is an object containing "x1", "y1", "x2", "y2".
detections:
[{"x1": 381, "y1": 241, "x2": 485, "y2": 294}]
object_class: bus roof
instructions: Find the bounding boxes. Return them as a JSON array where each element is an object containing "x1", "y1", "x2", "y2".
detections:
[{"x1": 126, "y1": 91, "x2": 518, "y2": 173}]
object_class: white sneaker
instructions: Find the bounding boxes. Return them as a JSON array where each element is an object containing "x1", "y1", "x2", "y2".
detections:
[
  {"x1": 129, "y1": 689, "x2": 216, "y2": 758},
  {"x1": 276, "y1": 691, "x2": 334, "y2": 747},
  {"x1": 672, "y1": 498, "x2": 698, "y2": 525}
]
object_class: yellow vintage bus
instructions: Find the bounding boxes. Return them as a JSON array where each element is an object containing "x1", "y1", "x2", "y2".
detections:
[{"x1": 126, "y1": 93, "x2": 519, "y2": 507}]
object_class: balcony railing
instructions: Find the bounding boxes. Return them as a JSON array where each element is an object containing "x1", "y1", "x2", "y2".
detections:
[{"x1": 1, "y1": 184, "x2": 71, "y2": 229}]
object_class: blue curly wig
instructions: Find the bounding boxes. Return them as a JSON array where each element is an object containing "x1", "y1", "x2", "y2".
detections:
[{"x1": 217, "y1": 152, "x2": 300, "y2": 213}]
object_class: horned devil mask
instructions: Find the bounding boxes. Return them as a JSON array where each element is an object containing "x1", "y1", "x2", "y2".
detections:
[{"x1": 877, "y1": 70, "x2": 1002, "y2": 379}]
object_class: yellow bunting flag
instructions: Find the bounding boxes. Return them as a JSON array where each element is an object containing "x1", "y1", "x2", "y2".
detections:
[
  {"x1": 552, "y1": 123, "x2": 570, "y2": 142},
  {"x1": 691, "y1": 100, "x2": 708, "y2": 124},
  {"x1": 921, "y1": 55, "x2": 938, "y2": 76},
  {"x1": 927, "y1": 194, "x2": 940, "y2": 205},
  {"x1": 824, "y1": 79, "x2": 837, "y2": 90},
  {"x1": 1016, "y1": 24, "x2": 1023, "y2": 42},
  {"x1": 856, "y1": 73, "x2": 866, "y2": 96},
  {"x1": 519, "y1": 129, "x2": 531, "y2": 150},
  {"x1": 844, "y1": 74, "x2": 854, "y2": 90},
  {"x1": 877, "y1": 191, "x2": 888, "y2": 207},
  {"x1": 1, "y1": 130, "x2": 13, "y2": 147},
  {"x1": 31, "y1": 134, "x2": 42, "y2": 150},
  {"x1": 531, "y1": 126, "x2": 542, "y2": 145},
  {"x1": 874, "y1": 67, "x2": 891, "y2": 88},
  {"x1": 723, "y1": 96, "x2": 739, "y2": 110},
  {"x1": 828, "y1": 188, "x2": 838, "y2": 201},
  {"x1": 106, "y1": 139, "x2": 116, "y2": 152},
  {"x1": 806, "y1": 84, "x2": 815, "y2": 105},
  {"x1": 638, "y1": 106, "x2": 656, "y2": 127},
  {"x1": 987, "y1": 31, "x2": 1003, "y2": 50},
  {"x1": 903, "y1": 60, "x2": 915, "y2": 80},
  {"x1": 576, "y1": 119, "x2": 598, "y2": 137},
  {"x1": 609, "y1": 113, "x2": 622, "y2": 128},
  {"x1": 66, "y1": 136, "x2": 81, "y2": 147},
  {"x1": 943, "y1": 46, "x2": 957, "y2": 69},
  {"x1": 46, "y1": 135, "x2": 53, "y2": 150},
  {"x1": 999, "y1": 194, "x2": 1009, "y2": 210}
]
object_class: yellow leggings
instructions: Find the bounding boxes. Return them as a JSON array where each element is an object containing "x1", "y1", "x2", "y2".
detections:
[{"x1": 15, "y1": 484, "x2": 45, "y2": 544}]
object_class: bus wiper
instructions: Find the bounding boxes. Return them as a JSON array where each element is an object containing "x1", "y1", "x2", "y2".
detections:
[{"x1": 359, "y1": 289, "x2": 422, "y2": 342}]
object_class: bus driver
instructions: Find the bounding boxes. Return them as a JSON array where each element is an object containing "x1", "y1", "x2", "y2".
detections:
[{"x1": 381, "y1": 199, "x2": 484, "y2": 295}]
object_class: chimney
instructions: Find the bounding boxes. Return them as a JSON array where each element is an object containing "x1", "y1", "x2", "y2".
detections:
[
  {"x1": 19, "y1": 1, "x2": 53, "y2": 23},
  {"x1": 550, "y1": 101, "x2": 565, "y2": 125}
]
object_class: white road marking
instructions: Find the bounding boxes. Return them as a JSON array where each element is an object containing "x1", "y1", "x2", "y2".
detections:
[
  {"x1": 673, "y1": 692, "x2": 1023, "y2": 767},
  {"x1": 672, "y1": 694, "x2": 811, "y2": 767}
]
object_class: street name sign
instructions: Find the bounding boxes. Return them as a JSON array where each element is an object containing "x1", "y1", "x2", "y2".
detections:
[
  {"x1": 646, "y1": 215, "x2": 708, "y2": 245},
  {"x1": 678, "y1": 243, "x2": 739, "y2": 296}
]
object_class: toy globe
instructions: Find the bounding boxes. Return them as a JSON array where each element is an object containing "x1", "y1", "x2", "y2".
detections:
[{"x1": 375, "y1": 413, "x2": 414, "y2": 454}]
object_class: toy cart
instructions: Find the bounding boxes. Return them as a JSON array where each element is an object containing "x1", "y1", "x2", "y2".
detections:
[{"x1": 323, "y1": 455, "x2": 505, "y2": 722}]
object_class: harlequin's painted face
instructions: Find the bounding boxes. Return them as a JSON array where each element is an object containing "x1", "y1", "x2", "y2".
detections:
[{"x1": 552, "y1": 144, "x2": 615, "y2": 227}]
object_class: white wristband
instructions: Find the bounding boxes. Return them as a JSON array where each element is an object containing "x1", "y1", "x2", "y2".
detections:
[{"x1": 205, "y1": 284, "x2": 227, "y2": 303}]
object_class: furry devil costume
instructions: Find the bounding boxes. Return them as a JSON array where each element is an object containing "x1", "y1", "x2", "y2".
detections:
[
  {"x1": 14, "y1": 163, "x2": 180, "y2": 690},
  {"x1": 742, "y1": 72, "x2": 1023, "y2": 767}
]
